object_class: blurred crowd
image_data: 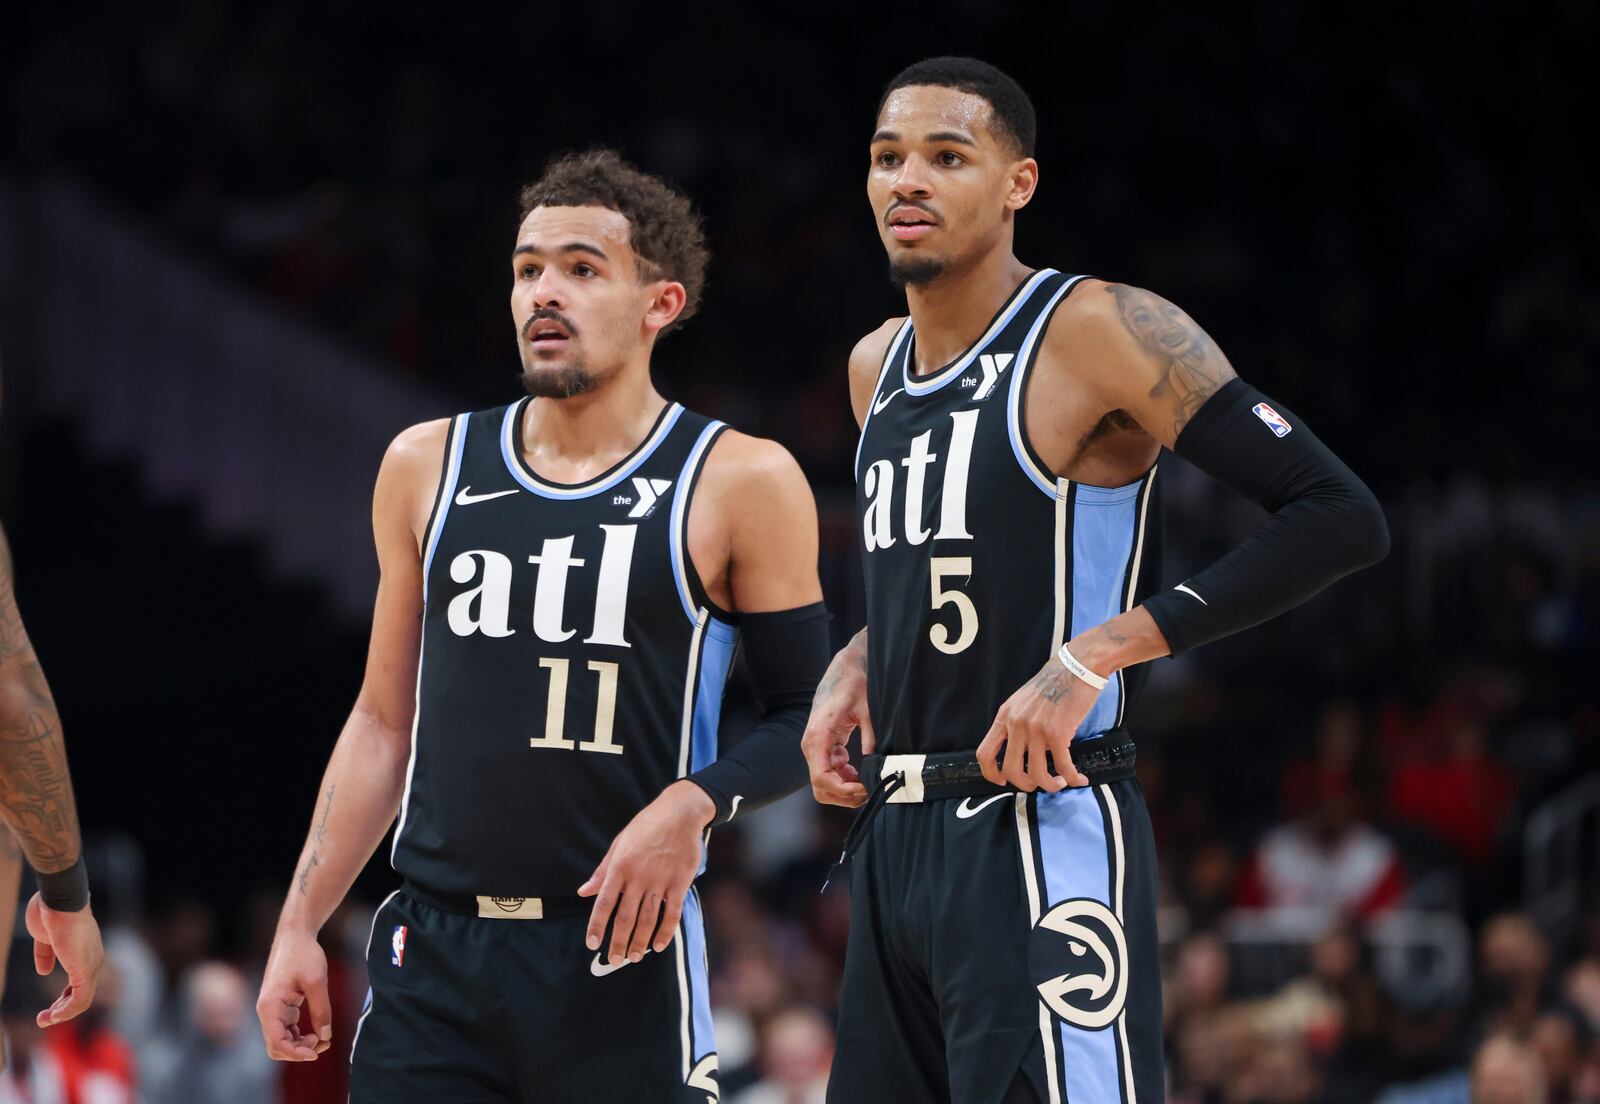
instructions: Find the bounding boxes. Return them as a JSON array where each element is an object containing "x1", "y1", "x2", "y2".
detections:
[
  {"x1": 3, "y1": 631, "x2": 1595, "y2": 1103},
  {"x1": 3, "y1": 2, "x2": 1597, "y2": 1102},
  {"x1": 4, "y1": 4, "x2": 1595, "y2": 488}
]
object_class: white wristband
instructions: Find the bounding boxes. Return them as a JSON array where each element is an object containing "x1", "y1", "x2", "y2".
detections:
[{"x1": 1057, "y1": 644, "x2": 1109, "y2": 691}]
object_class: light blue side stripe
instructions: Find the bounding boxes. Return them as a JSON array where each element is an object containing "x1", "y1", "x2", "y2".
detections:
[
  {"x1": 421, "y1": 415, "x2": 470, "y2": 603},
  {"x1": 1036, "y1": 789, "x2": 1122, "y2": 1104},
  {"x1": 669, "y1": 421, "x2": 729, "y2": 624},
  {"x1": 682, "y1": 889, "x2": 717, "y2": 1063},
  {"x1": 903, "y1": 269, "x2": 1058, "y2": 395},
  {"x1": 691, "y1": 618, "x2": 737, "y2": 775},
  {"x1": 499, "y1": 400, "x2": 685, "y2": 499},
  {"x1": 1007, "y1": 275, "x2": 1089, "y2": 497},
  {"x1": 690, "y1": 618, "x2": 735, "y2": 881},
  {"x1": 1072, "y1": 480, "x2": 1142, "y2": 739}
]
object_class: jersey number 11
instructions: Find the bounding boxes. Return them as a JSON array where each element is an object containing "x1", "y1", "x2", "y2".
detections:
[{"x1": 529, "y1": 658, "x2": 623, "y2": 755}]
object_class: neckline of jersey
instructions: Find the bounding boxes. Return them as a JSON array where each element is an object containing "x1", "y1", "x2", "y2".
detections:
[
  {"x1": 499, "y1": 397, "x2": 683, "y2": 499},
  {"x1": 901, "y1": 268, "x2": 1057, "y2": 396}
]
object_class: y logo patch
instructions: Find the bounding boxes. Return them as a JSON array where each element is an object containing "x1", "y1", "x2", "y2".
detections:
[
  {"x1": 627, "y1": 478, "x2": 672, "y2": 518},
  {"x1": 972, "y1": 353, "x2": 1014, "y2": 401}
]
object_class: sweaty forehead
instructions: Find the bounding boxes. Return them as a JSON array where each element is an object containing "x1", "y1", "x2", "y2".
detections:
[
  {"x1": 515, "y1": 205, "x2": 634, "y2": 254},
  {"x1": 876, "y1": 86, "x2": 997, "y2": 146}
]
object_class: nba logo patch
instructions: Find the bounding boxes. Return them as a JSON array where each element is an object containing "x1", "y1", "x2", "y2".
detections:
[
  {"x1": 1251, "y1": 402, "x2": 1292, "y2": 437},
  {"x1": 391, "y1": 925, "x2": 407, "y2": 967}
]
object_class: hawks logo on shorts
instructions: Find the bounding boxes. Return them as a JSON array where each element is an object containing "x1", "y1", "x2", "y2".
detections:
[
  {"x1": 391, "y1": 924, "x2": 408, "y2": 967},
  {"x1": 1026, "y1": 898, "x2": 1128, "y2": 1029}
]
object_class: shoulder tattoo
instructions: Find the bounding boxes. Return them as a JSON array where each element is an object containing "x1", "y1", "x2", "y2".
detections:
[{"x1": 1105, "y1": 284, "x2": 1233, "y2": 438}]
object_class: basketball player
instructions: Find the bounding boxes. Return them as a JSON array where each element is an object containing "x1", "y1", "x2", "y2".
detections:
[
  {"x1": 255, "y1": 149, "x2": 828, "y2": 1103},
  {"x1": 0, "y1": 373, "x2": 106, "y2": 1031},
  {"x1": 803, "y1": 58, "x2": 1389, "y2": 1103}
]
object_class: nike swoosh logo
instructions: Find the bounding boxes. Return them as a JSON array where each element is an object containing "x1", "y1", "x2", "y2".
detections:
[
  {"x1": 728, "y1": 795, "x2": 744, "y2": 821},
  {"x1": 1173, "y1": 583, "x2": 1207, "y2": 605},
  {"x1": 955, "y1": 794, "x2": 1010, "y2": 819},
  {"x1": 872, "y1": 388, "x2": 904, "y2": 416},
  {"x1": 455, "y1": 486, "x2": 519, "y2": 506},
  {"x1": 590, "y1": 953, "x2": 629, "y2": 977}
]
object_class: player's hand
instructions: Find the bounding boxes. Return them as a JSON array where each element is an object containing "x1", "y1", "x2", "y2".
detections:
[
  {"x1": 977, "y1": 653, "x2": 1100, "y2": 794},
  {"x1": 579, "y1": 780, "x2": 713, "y2": 967},
  {"x1": 801, "y1": 631, "x2": 874, "y2": 808},
  {"x1": 24, "y1": 893, "x2": 105, "y2": 1028},
  {"x1": 257, "y1": 927, "x2": 332, "y2": 1062}
]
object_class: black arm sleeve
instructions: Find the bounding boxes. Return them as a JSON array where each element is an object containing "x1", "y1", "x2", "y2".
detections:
[
  {"x1": 686, "y1": 602, "x2": 829, "y2": 825},
  {"x1": 1142, "y1": 379, "x2": 1390, "y2": 656}
]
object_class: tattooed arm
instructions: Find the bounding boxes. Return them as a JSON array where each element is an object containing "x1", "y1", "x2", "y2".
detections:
[
  {"x1": 257, "y1": 419, "x2": 445, "y2": 1063},
  {"x1": 0, "y1": 526, "x2": 105, "y2": 1027},
  {"x1": 0, "y1": 528, "x2": 83, "y2": 874},
  {"x1": 1064, "y1": 280, "x2": 1384, "y2": 662},
  {"x1": 980, "y1": 282, "x2": 1384, "y2": 792}
]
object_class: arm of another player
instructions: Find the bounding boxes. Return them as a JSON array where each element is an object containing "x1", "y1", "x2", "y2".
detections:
[
  {"x1": 580, "y1": 433, "x2": 826, "y2": 966},
  {"x1": 979, "y1": 284, "x2": 1389, "y2": 791},
  {"x1": 256, "y1": 421, "x2": 443, "y2": 1062},
  {"x1": 0, "y1": 525, "x2": 105, "y2": 1029},
  {"x1": 799, "y1": 321, "x2": 902, "y2": 809}
]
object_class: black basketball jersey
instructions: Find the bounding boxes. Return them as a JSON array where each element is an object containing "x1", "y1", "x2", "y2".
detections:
[
  {"x1": 392, "y1": 397, "x2": 737, "y2": 900},
  {"x1": 854, "y1": 269, "x2": 1163, "y2": 756}
]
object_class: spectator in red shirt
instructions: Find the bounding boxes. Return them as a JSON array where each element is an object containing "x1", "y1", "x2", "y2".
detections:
[
  {"x1": 1237, "y1": 769, "x2": 1407, "y2": 921},
  {"x1": 1387, "y1": 719, "x2": 1514, "y2": 866}
]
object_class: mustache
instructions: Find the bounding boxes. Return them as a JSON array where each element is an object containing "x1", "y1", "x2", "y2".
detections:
[
  {"x1": 522, "y1": 308, "x2": 579, "y2": 339},
  {"x1": 885, "y1": 199, "x2": 940, "y2": 226}
]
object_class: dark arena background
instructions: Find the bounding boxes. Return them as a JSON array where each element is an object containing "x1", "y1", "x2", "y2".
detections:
[{"x1": 0, "y1": 3, "x2": 1594, "y2": 1102}]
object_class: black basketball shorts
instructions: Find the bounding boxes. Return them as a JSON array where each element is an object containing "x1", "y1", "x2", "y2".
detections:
[
  {"x1": 829, "y1": 780, "x2": 1164, "y2": 1104},
  {"x1": 349, "y1": 886, "x2": 719, "y2": 1103}
]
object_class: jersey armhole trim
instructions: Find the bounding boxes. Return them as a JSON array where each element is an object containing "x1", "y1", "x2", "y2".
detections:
[
  {"x1": 852, "y1": 318, "x2": 913, "y2": 481},
  {"x1": 420, "y1": 413, "x2": 470, "y2": 602},
  {"x1": 1007, "y1": 274, "x2": 1091, "y2": 497},
  {"x1": 670, "y1": 421, "x2": 737, "y2": 625},
  {"x1": 1114, "y1": 466, "x2": 1158, "y2": 729}
]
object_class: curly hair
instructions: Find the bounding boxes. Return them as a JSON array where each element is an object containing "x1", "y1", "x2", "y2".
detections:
[{"x1": 518, "y1": 149, "x2": 709, "y2": 334}]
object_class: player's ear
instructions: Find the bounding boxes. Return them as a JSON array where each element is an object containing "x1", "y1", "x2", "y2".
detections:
[
  {"x1": 643, "y1": 280, "x2": 687, "y2": 336},
  {"x1": 1005, "y1": 157, "x2": 1039, "y2": 212}
]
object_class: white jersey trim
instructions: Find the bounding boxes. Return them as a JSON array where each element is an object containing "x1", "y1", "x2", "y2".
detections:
[
  {"x1": 668, "y1": 420, "x2": 729, "y2": 625},
  {"x1": 394, "y1": 414, "x2": 467, "y2": 863},
  {"x1": 1115, "y1": 468, "x2": 1157, "y2": 729},
  {"x1": 348, "y1": 888, "x2": 402, "y2": 1064},
  {"x1": 500, "y1": 399, "x2": 684, "y2": 499},
  {"x1": 902, "y1": 268, "x2": 1058, "y2": 396},
  {"x1": 1006, "y1": 275, "x2": 1089, "y2": 497},
  {"x1": 421, "y1": 415, "x2": 470, "y2": 602}
]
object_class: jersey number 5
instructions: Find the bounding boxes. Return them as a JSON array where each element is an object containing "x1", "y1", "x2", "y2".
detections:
[
  {"x1": 929, "y1": 556, "x2": 978, "y2": 654},
  {"x1": 529, "y1": 658, "x2": 623, "y2": 754}
]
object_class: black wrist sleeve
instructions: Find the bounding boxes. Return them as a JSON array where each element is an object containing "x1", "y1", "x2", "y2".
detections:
[
  {"x1": 687, "y1": 602, "x2": 829, "y2": 826},
  {"x1": 1142, "y1": 379, "x2": 1389, "y2": 656},
  {"x1": 37, "y1": 855, "x2": 90, "y2": 912}
]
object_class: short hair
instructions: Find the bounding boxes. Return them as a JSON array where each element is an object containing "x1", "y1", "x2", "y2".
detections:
[
  {"x1": 518, "y1": 149, "x2": 709, "y2": 332},
  {"x1": 878, "y1": 57, "x2": 1037, "y2": 158}
]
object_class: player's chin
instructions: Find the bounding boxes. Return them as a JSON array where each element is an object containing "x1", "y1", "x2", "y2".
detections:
[
  {"x1": 520, "y1": 360, "x2": 597, "y2": 400},
  {"x1": 887, "y1": 249, "x2": 948, "y2": 289}
]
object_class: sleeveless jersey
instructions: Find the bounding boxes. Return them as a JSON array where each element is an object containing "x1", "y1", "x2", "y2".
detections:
[
  {"x1": 392, "y1": 397, "x2": 737, "y2": 899},
  {"x1": 854, "y1": 269, "x2": 1162, "y2": 756}
]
